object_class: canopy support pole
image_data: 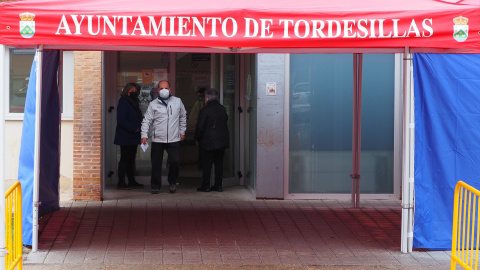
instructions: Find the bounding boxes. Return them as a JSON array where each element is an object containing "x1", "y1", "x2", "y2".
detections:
[
  {"x1": 401, "y1": 47, "x2": 414, "y2": 253},
  {"x1": 351, "y1": 53, "x2": 363, "y2": 208},
  {"x1": 32, "y1": 45, "x2": 44, "y2": 253},
  {"x1": 0, "y1": 45, "x2": 7, "y2": 270}
]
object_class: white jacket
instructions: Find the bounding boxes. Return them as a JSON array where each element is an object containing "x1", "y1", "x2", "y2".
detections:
[{"x1": 141, "y1": 96, "x2": 187, "y2": 143}]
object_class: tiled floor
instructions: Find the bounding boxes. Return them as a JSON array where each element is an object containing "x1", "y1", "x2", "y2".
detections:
[{"x1": 23, "y1": 186, "x2": 451, "y2": 269}]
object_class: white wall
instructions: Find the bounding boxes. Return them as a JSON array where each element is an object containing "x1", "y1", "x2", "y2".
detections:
[{"x1": 4, "y1": 120, "x2": 73, "y2": 200}]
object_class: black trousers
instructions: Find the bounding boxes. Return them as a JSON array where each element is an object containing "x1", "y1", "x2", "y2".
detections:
[
  {"x1": 118, "y1": 145, "x2": 138, "y2": 185},
  {"x1": 151, "y1": 141, "x2": 180, "y2": 189},
  {"x1": 201, "y1": 148, "x2": 225, "y2": 188}
]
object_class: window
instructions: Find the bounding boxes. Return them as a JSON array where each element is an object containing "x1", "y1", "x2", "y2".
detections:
[
  {"x1": 6, "y1": 48, "x2": 73, "y2": 119},
  {"x1": 9, "y1": 48, "x2": 35, "y2": 113}
]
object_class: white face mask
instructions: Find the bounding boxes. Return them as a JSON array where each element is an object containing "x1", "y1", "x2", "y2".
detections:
[{"x1": 159, "y1": 88, "x2": 170, "y2": 99}]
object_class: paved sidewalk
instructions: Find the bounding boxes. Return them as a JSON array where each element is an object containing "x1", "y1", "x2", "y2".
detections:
[{"x1": 23, "y1": 186, "x2": 451, "y2": 269}]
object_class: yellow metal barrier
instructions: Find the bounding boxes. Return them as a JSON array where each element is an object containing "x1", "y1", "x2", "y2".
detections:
[
  {"x1": 452, "y1": 181, "x2": 480, "y2": 270},
  {"x1": 5, "y1": 181, "x2": 22, "y2": 270}
]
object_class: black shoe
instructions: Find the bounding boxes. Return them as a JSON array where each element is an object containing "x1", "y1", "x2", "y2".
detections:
[
  {"x1": 210, "y1": 186, "x2": 223, "y2": 192},
  {"x1": 151, "y1": 188, "x2": 160, "y2": 194},
  {"x1": 117, "y1": 183, "x2": 132, "y2": 190},
  {"x1": 128, "y1": 181, "x2": 144, "y2": 188},
  {"x1": 169, "y1": 184, "x2": 177, "y2": 194},
  {"x1": 197, "y1": 186, "x2": 210, "y2": 192}
]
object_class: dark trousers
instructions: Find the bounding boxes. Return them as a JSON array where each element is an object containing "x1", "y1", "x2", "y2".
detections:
[
  {"x1": 118, "y1": 145, "x2": 138, "y2": 185},
  {"x1": 151, "y1": 141, "x2": 180, "y2": 189},
  {"x1": 201, "y1": 148, "x2": 225, "y2": 188}
]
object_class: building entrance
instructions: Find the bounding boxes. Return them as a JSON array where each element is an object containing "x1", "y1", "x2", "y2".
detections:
[{"x1": 104, "y1": 52, "x2": 240, "y2": 190}]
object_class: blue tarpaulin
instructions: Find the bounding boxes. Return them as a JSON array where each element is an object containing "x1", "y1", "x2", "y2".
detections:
[
  {"x1": 18, "y1": 51, "x2": 37, "y2": 246},
  {"x1": 18, "y1": 50, "x2": 60, "y2": 246},
  {"x1": 413, "y1": 53, "x2": 480, "y2": 250}
]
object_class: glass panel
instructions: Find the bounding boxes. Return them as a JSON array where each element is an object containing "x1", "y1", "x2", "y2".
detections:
[
  {"x1": 9, "y1": 49, "x2": 35, "y2": 113},
  {"x1": 289, "y1": 54, "x2": 353, "y2": 193},
  {"x1": 117, "y1": 52, "x2": 171, "y2": 176},
  {"x1": 360, "y1": 54, "x2": 395, "y2": 193},
  {"x1": 223, "y1": 54, "x2": 236, "y2": 178},
  {"x1": 176, "y1": 53, "x2": 211, "y2": 177}
]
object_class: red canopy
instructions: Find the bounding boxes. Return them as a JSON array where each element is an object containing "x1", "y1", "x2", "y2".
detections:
[{"x1": 0, "y1": 0, "x2": 479, "y2": 52}]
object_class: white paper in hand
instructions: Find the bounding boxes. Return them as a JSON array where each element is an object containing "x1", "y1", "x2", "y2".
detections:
[{"x1": 141, "y1": 142, "x2": 149, "y2": 152}]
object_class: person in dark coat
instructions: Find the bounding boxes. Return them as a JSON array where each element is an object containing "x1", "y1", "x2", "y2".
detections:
[
  {"x1": 114, "y1": 82, "x2": 144, "y2": 189},
  {"x1": 194, "y1": 88, "x2": 230, "y2": 192}
]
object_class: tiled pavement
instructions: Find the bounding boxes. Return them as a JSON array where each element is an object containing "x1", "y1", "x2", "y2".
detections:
[{"x1": 22, "y1": 186, "x2": 451, "y2": 269}]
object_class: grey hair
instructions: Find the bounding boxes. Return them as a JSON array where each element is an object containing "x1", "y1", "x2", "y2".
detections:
[{"x1": 205, "y1": 88, "x2": 218, "y2": 101}]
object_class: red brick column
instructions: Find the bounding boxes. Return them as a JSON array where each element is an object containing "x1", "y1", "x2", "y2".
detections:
[{"x1": 73, "y1": 51, "x2": 102, "y2": 201}]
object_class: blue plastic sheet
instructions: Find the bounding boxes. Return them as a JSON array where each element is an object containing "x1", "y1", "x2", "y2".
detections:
[
  {"x1": 413, "y1": 53, "x2": 480, "y2": 249},
  {"x1": 18, "y1": 50, "x2": 60, "y2": 246},
  {"x1": 18, "y1": 52, "x2": 37, "y2": 246}
]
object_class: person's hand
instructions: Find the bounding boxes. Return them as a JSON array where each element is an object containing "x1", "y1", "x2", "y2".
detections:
[
  {"x1": 141, "y1": 138, "x2": 147, "y2": 145},
  {"x1": 180, "y1": 134, "x2": 185, "y2": 141}
]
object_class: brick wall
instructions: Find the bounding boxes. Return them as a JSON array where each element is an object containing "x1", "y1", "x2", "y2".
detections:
[{"x1": 73, "y1": 51, "x2": 102, "y2": 201}]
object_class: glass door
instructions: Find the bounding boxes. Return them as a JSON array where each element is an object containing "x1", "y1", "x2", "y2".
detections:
[
  {"x1": 289, "y1": 54, "x2": 353, "y2": 193},
  {"x1": 105, "y1": 52, "x2": 240, "y2": 188},
  {"x1": 175, "y1": 53, "x2": 212, "y2": 181},
  {"x1": 218, "y1": 54, "x2": 239, "y2": 187},
  {"x1": 104, "y1": 51, "x2": 173, "y2": 187},
  {"x1": 360, "y1": 54, "x2": 395, "y2": 194},
  {"x1": 288, "y1": 53, "x2": 395, "y2": 195},
  {"x1": 121, "y1": 52, "x2": 171, "y2": 181},
  {"x1": 175, "y1": 52, "x2": 239, "y2": 187}
]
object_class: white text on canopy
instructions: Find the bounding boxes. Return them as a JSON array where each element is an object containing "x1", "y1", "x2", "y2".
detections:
[{"x1": 55, "y1": 15, "x2": 434, "y2": 39}]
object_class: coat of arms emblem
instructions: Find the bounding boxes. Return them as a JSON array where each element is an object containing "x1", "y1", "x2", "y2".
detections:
[
  {"x1": 19, "y1": 12, "x2": 35, "y2": 38},
  {"x1": 453, "y1": 16, "x2": 468, "y2": 42}
]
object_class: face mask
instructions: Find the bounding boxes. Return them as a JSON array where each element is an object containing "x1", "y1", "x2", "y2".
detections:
[
  {"x1": 130, "y1": 91, "x2": 139, "y2": 99},
  {"x1": 159, "y1": 88, "x2": 170, "y2": 99}
]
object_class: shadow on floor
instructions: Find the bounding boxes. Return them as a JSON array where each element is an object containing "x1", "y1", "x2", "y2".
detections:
[{"x1": 29, "y1": 187, "x2": 450, "y2": 268}]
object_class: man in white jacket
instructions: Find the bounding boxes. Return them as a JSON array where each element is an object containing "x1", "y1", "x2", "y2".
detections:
[{"x1": 141, "y1": 80, "x2": 187, "y2": 194}]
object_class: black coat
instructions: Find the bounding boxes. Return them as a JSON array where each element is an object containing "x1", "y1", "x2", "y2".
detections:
[
  {"x1": 194, "y1": 100, "x2": 229, "y2": 151},
  {"x1": 114, "y1": 96, "x2": 142, "y2": 146}
]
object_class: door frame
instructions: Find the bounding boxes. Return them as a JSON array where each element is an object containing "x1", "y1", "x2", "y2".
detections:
[
  {"x1": 103, "y1": 51, "x2": 119, "y2": 191},
  {"x1": 217, "y1": 53, "x2": 242, "y2": 187}
]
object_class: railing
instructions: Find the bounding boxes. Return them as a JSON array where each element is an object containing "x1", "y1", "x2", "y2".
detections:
[
  {"x1": 452, "y1": 181, "x2": 480, "y2": 270},
  {"x1": 5, "y1": 181, "x2": 22, "y2": 270}
]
